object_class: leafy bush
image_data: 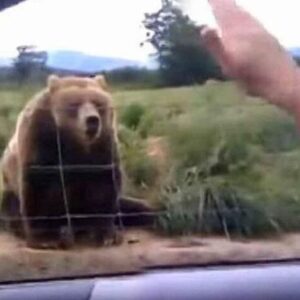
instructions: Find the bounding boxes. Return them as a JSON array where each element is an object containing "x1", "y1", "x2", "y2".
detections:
[
  {"x1": 138, "y1": 111, "x2": 157, "y2": 139},
  {"x1": 126, "y1": 154, "x2": 158, "y2": 187},
  {"x1": 156, "y1": 169, "x2": 281, "y2": 238},
  {"x1": 118, "y1": 125, "x2": 159, "y2": 193},
  {"x1": 154, "y1": 89, "x2": 300, "y2": 237},
  {"x1": 120, "y1": 103, "x2": 146, "y2": 130},
  {"x1": 138, "y1": 108, "x2": 176, "y2": 139},
  {"x1": 254, "y1": 113, "x2": 300, "y2": 152}
]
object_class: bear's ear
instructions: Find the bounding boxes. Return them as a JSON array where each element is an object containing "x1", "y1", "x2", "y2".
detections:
[
  {"x1": 94, "y1": 75, "x2": 108, "y2": 91},
  {"x1": 47, "y1": 74, "x2": 61, "y2": 92}
]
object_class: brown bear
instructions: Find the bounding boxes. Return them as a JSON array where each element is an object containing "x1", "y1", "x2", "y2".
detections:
[{"x1": 0, "y1": 75, "x2": 155, "y2": 249}]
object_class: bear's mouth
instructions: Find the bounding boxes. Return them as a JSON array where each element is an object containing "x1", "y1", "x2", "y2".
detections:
[
  {"x1": 85, "y1": 116, "x2": 100, "y2": 140},
  {"x1": 86, "y1": 127, "x2": 99, "y2": 139}
]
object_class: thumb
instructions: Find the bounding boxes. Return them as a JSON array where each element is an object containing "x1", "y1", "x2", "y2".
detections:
[{"x1": 200, "y1": 26, "x2": 232, "y2": 77}]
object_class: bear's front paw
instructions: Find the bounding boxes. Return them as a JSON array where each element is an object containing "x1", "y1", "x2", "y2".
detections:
[
  {"x1": 26, "y1": 239, "x2": 61, "y2": 250},
  {"x1": 91, "y1": 227, "x2": 123, "y2": 247},
  {"x1": 102, "y1": 230, "x2": 123, "y2": 247},
  {"x1": 59, "y1": 226, "x2": 75, "y2": 249}
]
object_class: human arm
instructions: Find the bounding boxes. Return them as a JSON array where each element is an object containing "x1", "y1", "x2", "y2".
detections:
[{"x1": 201, "y1": 0, "x2": 300, "y2": 124}]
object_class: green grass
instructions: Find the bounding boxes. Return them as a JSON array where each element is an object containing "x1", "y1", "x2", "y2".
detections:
[{"x1": 2, "y1": 81, "x2": 300, "y2": 238}]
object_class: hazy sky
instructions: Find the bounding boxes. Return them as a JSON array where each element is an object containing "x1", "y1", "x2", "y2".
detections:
[{"x1": 0, "y1": 0, "x2": 299, "y2": 61}]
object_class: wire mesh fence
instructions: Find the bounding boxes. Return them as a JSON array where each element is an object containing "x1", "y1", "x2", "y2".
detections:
[
  {"x1": 0, "y1": 95, "x2": 282, "y2": 246},
  {"x1": 0, "y1": 202, "x2": 264, "y2": 242},
  {"x1": 1, "y1": 131, "x2": 274, "y2": 243}
]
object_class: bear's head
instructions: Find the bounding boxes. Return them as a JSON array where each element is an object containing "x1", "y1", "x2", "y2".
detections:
[{"x1": 47, "y1": 74, "x2": 115, "y2": 146}]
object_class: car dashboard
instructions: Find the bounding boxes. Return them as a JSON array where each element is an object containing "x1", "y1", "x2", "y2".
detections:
[{"x1": 0, "y1": 260, "x2": 300, "y2": 300}]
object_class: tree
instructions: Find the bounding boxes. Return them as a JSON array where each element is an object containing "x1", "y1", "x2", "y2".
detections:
[
  {"x1": 14, "y1": 45, "x2": 47, "y2": 84},
  {"x1": 104, "y1": 66, "x2": 159, "y2": 89},
  {"x1": 142, "y1": 0, "x2": 223, "y2": 86}
]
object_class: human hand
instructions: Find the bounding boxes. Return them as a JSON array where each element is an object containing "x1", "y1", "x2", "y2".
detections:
[{"x1": 201, "y1": 0, "x2": 300, "y2": 112}]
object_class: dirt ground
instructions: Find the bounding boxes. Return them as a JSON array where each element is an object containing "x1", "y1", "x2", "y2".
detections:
[{"x1": 1, "y1": 230, "x2": 300, "y2": 282}]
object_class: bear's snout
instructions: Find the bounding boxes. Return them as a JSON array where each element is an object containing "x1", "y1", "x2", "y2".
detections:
[
  {"x1": 86, "y1": 115, "x2": 100, "y2": 138},
  {"x1": 86, "y1": 116, "x2": 99, "y2": 130}
]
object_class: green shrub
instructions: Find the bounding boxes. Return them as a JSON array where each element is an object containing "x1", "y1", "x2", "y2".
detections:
[
  {"x1": 118, "y1": 125, "x2": 159, "y2": 191},
  {"x1": 137, "y1": 109, "x2": 175, "y2": 139},
  {"x1": 254, "y1": 114, "x2": 300, "y2": 152},
  {"x1": 156, "y1": 170, "x2": 280, "y2": 238},
  {"x1": 138, "y1": 112, "x2": 156, "y2": 139},
  {"x1": 120, "y1": 103, "x2": 146, "y2": 130},
  {"x1": 126, "y1": 154, "x2": 158, "y2": 187},
  {"x1": 157, "y1": 97, "x2": 300, "y2": 238}
]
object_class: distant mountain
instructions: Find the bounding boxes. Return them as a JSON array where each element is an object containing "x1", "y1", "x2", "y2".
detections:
[
  {"x1": 46, "y1": 50, "x2": 144, "y2": 73},
  {"x1": 0, "y1": 50, "x2": 151, "y2": 73},
  {"x1": 0, "y1": 57, "x2": 13, "y2": 67}
]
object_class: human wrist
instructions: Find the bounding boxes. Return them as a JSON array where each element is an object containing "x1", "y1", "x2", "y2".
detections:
[
  {"x1": 266, "y1": 68, "x2": 300, "y2": 114},
  {"x1": 283, "y1": 68, "x2": 300, "y2": 113}
]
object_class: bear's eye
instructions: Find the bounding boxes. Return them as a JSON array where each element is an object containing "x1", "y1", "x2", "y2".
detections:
[
  {"x1": 93, "y1": 102, "x2": 106, "y2": 111},
  {"x1": 66, "y1": 102, "x2": 80, "y2": 115},
  {"x1": 67, "y1": 102, "x2": 80, "y2": 111}
]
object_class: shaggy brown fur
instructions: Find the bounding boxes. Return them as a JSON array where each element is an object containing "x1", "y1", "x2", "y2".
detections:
[{"x1": 1, "y1": 75, "x2": 154, "y2": 249}]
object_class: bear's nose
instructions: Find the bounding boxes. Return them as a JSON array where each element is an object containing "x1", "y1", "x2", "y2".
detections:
[
  {"x1": 86, "y1": 116, "x2": 100, "y2": 137},
  {"x1": 86, "y1": 116, "x2": 99, "y2": 128}
]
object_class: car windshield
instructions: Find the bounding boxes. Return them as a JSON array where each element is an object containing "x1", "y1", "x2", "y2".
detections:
[{"x1": 1, "y1": 0, "x2": 300, "y2": 283}]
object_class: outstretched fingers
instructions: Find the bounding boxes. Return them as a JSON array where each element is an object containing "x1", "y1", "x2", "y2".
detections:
[{"x1": 207, "y1": 0, "x2": 265, "y2": 34}]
